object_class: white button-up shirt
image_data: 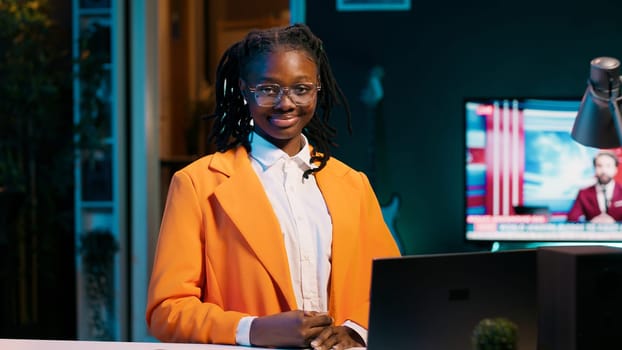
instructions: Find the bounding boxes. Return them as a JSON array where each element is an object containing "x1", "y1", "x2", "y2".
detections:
[
  {"x1": 248, "y1": 132, "x2": 333, "y2": 312},
  {"x1": 597, "y1": 181, "x2": 615, "y2": 213},
  {"x1": 235, "y1": 132, "x2": 333, "y2": 345},
  {"x1": 236, "y1": 132, "x2": 368, "y2": 346}
]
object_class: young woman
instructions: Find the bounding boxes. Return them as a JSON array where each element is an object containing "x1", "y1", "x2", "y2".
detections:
[{"x1": 146, "y1": 23, "x2": 400, "y2": 350}]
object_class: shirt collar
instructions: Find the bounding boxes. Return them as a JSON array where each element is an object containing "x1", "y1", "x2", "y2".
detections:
[
  {"x1": 249, "y1": 131, "x2": 313, "y2": 170},
  {"x1": 602, "y1": 181, "x2": 616, "y2": 193}
]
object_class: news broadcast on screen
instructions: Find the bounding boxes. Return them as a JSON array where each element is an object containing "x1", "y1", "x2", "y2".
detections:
[{"x1": 465, "y1": 98, "x2": 622, "y2": 242}]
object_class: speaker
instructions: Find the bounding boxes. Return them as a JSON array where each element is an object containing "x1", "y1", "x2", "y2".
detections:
[{"x1": 538, "y1": 245, "x2": 622, "y2": 350}]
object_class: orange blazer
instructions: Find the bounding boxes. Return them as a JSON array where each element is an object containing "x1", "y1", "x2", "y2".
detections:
[{"x1": 146, "y1": 146, "x2": 401, "y2": 344}]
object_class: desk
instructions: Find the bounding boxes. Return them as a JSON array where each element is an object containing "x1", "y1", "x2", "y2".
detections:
[
  {"x1": 0, "y1": 339, "x2": 366, "y2": 350},
  {"x1": 0, "y1": 339, "x2": 254, "y2": 350}
]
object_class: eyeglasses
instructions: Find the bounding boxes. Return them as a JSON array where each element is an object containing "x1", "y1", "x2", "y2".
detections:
[{"x1": 247, "y1": 82, "x2": 321, "y2": 107}]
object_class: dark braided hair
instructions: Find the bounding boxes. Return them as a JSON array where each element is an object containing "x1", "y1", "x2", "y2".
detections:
[{"x1": 208, "y1": 23, "x2": 352, "y2": 178}]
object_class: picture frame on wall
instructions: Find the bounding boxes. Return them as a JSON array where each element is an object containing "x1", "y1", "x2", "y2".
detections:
[{"x1": 336, "y1": 0, "x2": 411, "y2": 11}]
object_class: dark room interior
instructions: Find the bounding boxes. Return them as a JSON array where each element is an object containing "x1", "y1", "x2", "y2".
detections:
[{"x1": 2, "y1": 0, "x2": 622, "y2": 347}]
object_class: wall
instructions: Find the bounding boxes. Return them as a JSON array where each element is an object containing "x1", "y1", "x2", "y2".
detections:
[
  {"x1": 206, "y1": 0, "x2": 290, "y2": 83},
  {"x1": 306, "y1": 0, "x2": 622, "y2": 254}
]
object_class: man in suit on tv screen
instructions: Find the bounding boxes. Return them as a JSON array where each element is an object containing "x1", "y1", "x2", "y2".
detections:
[{"x1": 567, "y1": 151, "x2": 622, "y2": 223}]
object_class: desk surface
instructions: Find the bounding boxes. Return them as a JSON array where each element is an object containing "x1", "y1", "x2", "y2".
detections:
[
  {"x1": 0, "y1": 339, "x2": 245, "y2": 350},
  {"x1": 0, "y1": 339, "x2": 366, "y2": 350}
]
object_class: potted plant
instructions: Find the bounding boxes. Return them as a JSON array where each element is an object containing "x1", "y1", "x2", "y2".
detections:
[
  {"x1": 472, "y1": 317, "x2": 519, "y2": 350},
  {"x1": 78, "y1": 229, "x2": 118, "y2": 340}
]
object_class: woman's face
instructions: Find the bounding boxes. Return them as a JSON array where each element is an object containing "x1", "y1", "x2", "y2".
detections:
[{"x1": 240, "y1": 49, "x2": 319, "y2": 156}]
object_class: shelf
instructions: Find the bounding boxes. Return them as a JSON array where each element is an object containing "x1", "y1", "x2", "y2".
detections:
[
  {"x1": 80, "y1": 201, "x2": 114, "y2": 209},
  {"x1": 78, "y1": 8, "x2": 112, "y2": 16},
  {"x1": 73, "y1": 0, "x2": 125, "y2": 341}
]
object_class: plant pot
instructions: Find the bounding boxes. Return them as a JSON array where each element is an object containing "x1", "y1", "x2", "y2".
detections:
[{"x1": 79, "y1": 230, "x2": 118, "y2": 340}]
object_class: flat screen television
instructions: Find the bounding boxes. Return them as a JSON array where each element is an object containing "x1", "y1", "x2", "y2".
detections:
[{"x1": 465, "y1": 98, "x2": 622, "y2": 242}]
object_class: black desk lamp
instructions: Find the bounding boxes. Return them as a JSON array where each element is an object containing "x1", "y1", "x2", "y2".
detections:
[{"x1": 571, "y1": 57, "x2": 622, "y2": 148}]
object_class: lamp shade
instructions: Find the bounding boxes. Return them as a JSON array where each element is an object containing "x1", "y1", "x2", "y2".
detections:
[{"x1": 570, "y1": 57, "x2": 622, "y2": 148}]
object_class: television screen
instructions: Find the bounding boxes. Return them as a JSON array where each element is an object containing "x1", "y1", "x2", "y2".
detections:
[{"x1": 465, "y1": 98, "x2": 622, "y2": 242}]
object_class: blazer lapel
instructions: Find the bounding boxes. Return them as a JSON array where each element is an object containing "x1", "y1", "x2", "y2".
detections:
[
  {"x1": 211, "y1": 148, "x2": 297, "y2": 309},
  {"x1": 611, "y1": 183, "x2": 622, "y2": 208},
  {"x1": 315, "y1": 162, "x2": 360, "y2": 299}
]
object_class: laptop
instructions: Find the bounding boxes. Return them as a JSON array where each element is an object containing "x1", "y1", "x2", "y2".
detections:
[{"x1": 366, "y1": 249, "x2": 538, "y2": 350}]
